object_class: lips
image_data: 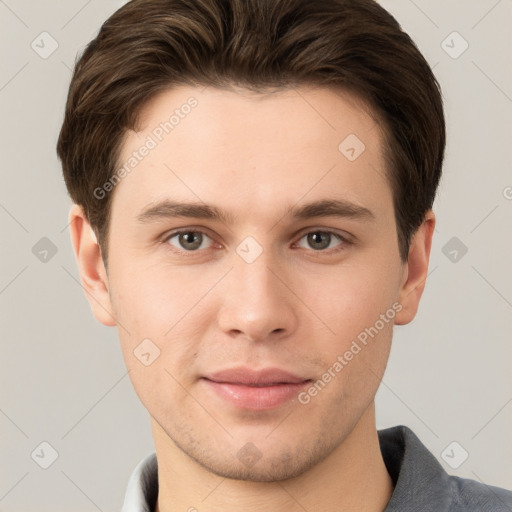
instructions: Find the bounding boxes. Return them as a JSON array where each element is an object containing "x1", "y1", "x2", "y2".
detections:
[
  {"x1": 201, "y1": 367, "x2": 312, "y2": 410},
  {"x1": 204, "y1": 367, "x2": 310, "y2": 385}
]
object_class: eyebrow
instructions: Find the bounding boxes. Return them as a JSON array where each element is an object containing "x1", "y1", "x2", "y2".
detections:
[{"x1": 136, "y1": 198, "x2": 375, "y2": 225}]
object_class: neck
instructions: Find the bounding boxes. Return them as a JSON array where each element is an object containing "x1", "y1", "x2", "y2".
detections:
[{"x1": 152, "y1": 403, "x2": 393, "y2": 512}]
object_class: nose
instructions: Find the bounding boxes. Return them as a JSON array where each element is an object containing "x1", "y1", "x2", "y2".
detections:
[{"x1": 216, "y1": 246, "x2": 298, "y2": 343}]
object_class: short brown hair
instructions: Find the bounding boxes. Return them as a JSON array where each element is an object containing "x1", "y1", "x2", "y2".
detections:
[{"x1": 57, "y1": 0, "x2": 445, "y2": 264}]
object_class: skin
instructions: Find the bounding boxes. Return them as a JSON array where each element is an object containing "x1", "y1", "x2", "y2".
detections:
[{"x1": 70, "y1": 85, "x2": 435, "y2": 512}]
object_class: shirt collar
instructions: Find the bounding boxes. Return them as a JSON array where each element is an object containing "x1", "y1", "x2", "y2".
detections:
[
  {"x1": 121, "y1": 451, "x2": 158, "y2": 512},
  {"x1": 379, "y1": 425, "x2": 452, "y2": 511}
]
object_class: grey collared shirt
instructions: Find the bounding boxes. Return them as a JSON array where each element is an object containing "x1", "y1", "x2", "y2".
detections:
[{"x1": 121, "y1": 425, "x2": 512, "y2": 511}]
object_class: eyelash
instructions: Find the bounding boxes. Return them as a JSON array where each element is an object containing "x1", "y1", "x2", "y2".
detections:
[{"x1": 161, "y1": 228, "x2": 352, "y2": 256}]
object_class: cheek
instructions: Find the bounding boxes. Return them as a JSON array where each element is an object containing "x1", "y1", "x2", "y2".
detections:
[
  {"x1": 294, "y1": 257, "x2": 399, "y2": 408},
  {"x1": 300, "y1": 259, "x2": 400, "y2": 345},
  {"x1": 109, "y1": 257, "x2": 215, "y2": 335},
  {"x1": 108, "y1": 262, "x2": 213, "y2": 398}
]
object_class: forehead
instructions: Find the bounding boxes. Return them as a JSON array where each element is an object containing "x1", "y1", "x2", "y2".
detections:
[
  {"x1": 135, "y1": 84, "x2": 382, "y2": 153},
  {"x1": 112, "y1": 84, "x2": 392, "y2": 224}
]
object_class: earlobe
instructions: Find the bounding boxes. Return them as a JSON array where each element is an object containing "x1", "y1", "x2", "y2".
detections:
[
  {"x1": 68, "y1": 204, "x2": 116, "y2": 327},
  {"x1": 394, "y1": 211, "x2": 435, "y2": 325}
]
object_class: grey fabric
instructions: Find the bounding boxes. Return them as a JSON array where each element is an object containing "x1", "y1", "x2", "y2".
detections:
[
  {"x1": 379, "y1": 426, "x2": 512, "y2": 511},
  {"x1": 121, "y1": 425, "x2": 512, "y2": 511}
]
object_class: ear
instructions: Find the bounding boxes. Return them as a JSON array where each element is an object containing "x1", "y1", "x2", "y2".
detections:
[
  {"x1": 68, "y1": 204, "x2": 116, "y2": 327},
  {"x1": 394, "y1": 210, "x2": 435, "y2": 325}
]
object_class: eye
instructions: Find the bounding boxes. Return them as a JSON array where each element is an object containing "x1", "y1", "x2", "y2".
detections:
[
  {"x1": 165, "y1": 230, "x2": 214, "y2": 252},
  {"x1": 162, "y1": 228, "x2": 350, "y2": 256},
  {"x1": 295, "y1": 230, "x2": 347, "y2": 252}
]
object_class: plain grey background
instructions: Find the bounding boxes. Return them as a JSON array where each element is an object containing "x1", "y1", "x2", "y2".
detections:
[{"x1": 1, "y1": 0, "x2": 511, "y2": 510}]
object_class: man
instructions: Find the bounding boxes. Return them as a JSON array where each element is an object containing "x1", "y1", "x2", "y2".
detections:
[{"x1": 56, "y1": 0, "x2": 512, "y2": 510}]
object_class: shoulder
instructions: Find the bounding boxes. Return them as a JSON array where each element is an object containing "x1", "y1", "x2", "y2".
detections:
[
  {"x1": 447, "y1": 474, "x2": 512, "y2": 511},
  {"x1": 378, "y1": 425, "x2": 512, "y2": 512}
]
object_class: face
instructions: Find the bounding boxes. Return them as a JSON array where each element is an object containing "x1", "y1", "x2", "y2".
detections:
[{"x1": 76, "y1": 85, "x2": 425, "y2": 481}]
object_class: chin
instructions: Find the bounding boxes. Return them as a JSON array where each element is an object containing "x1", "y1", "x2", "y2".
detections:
[
  {"x1": 178, "y1": 431, "x2": 336, "y2": 483},
  {"x1": 196, "y1": 456, "x2": 316, "y2": 483}
]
